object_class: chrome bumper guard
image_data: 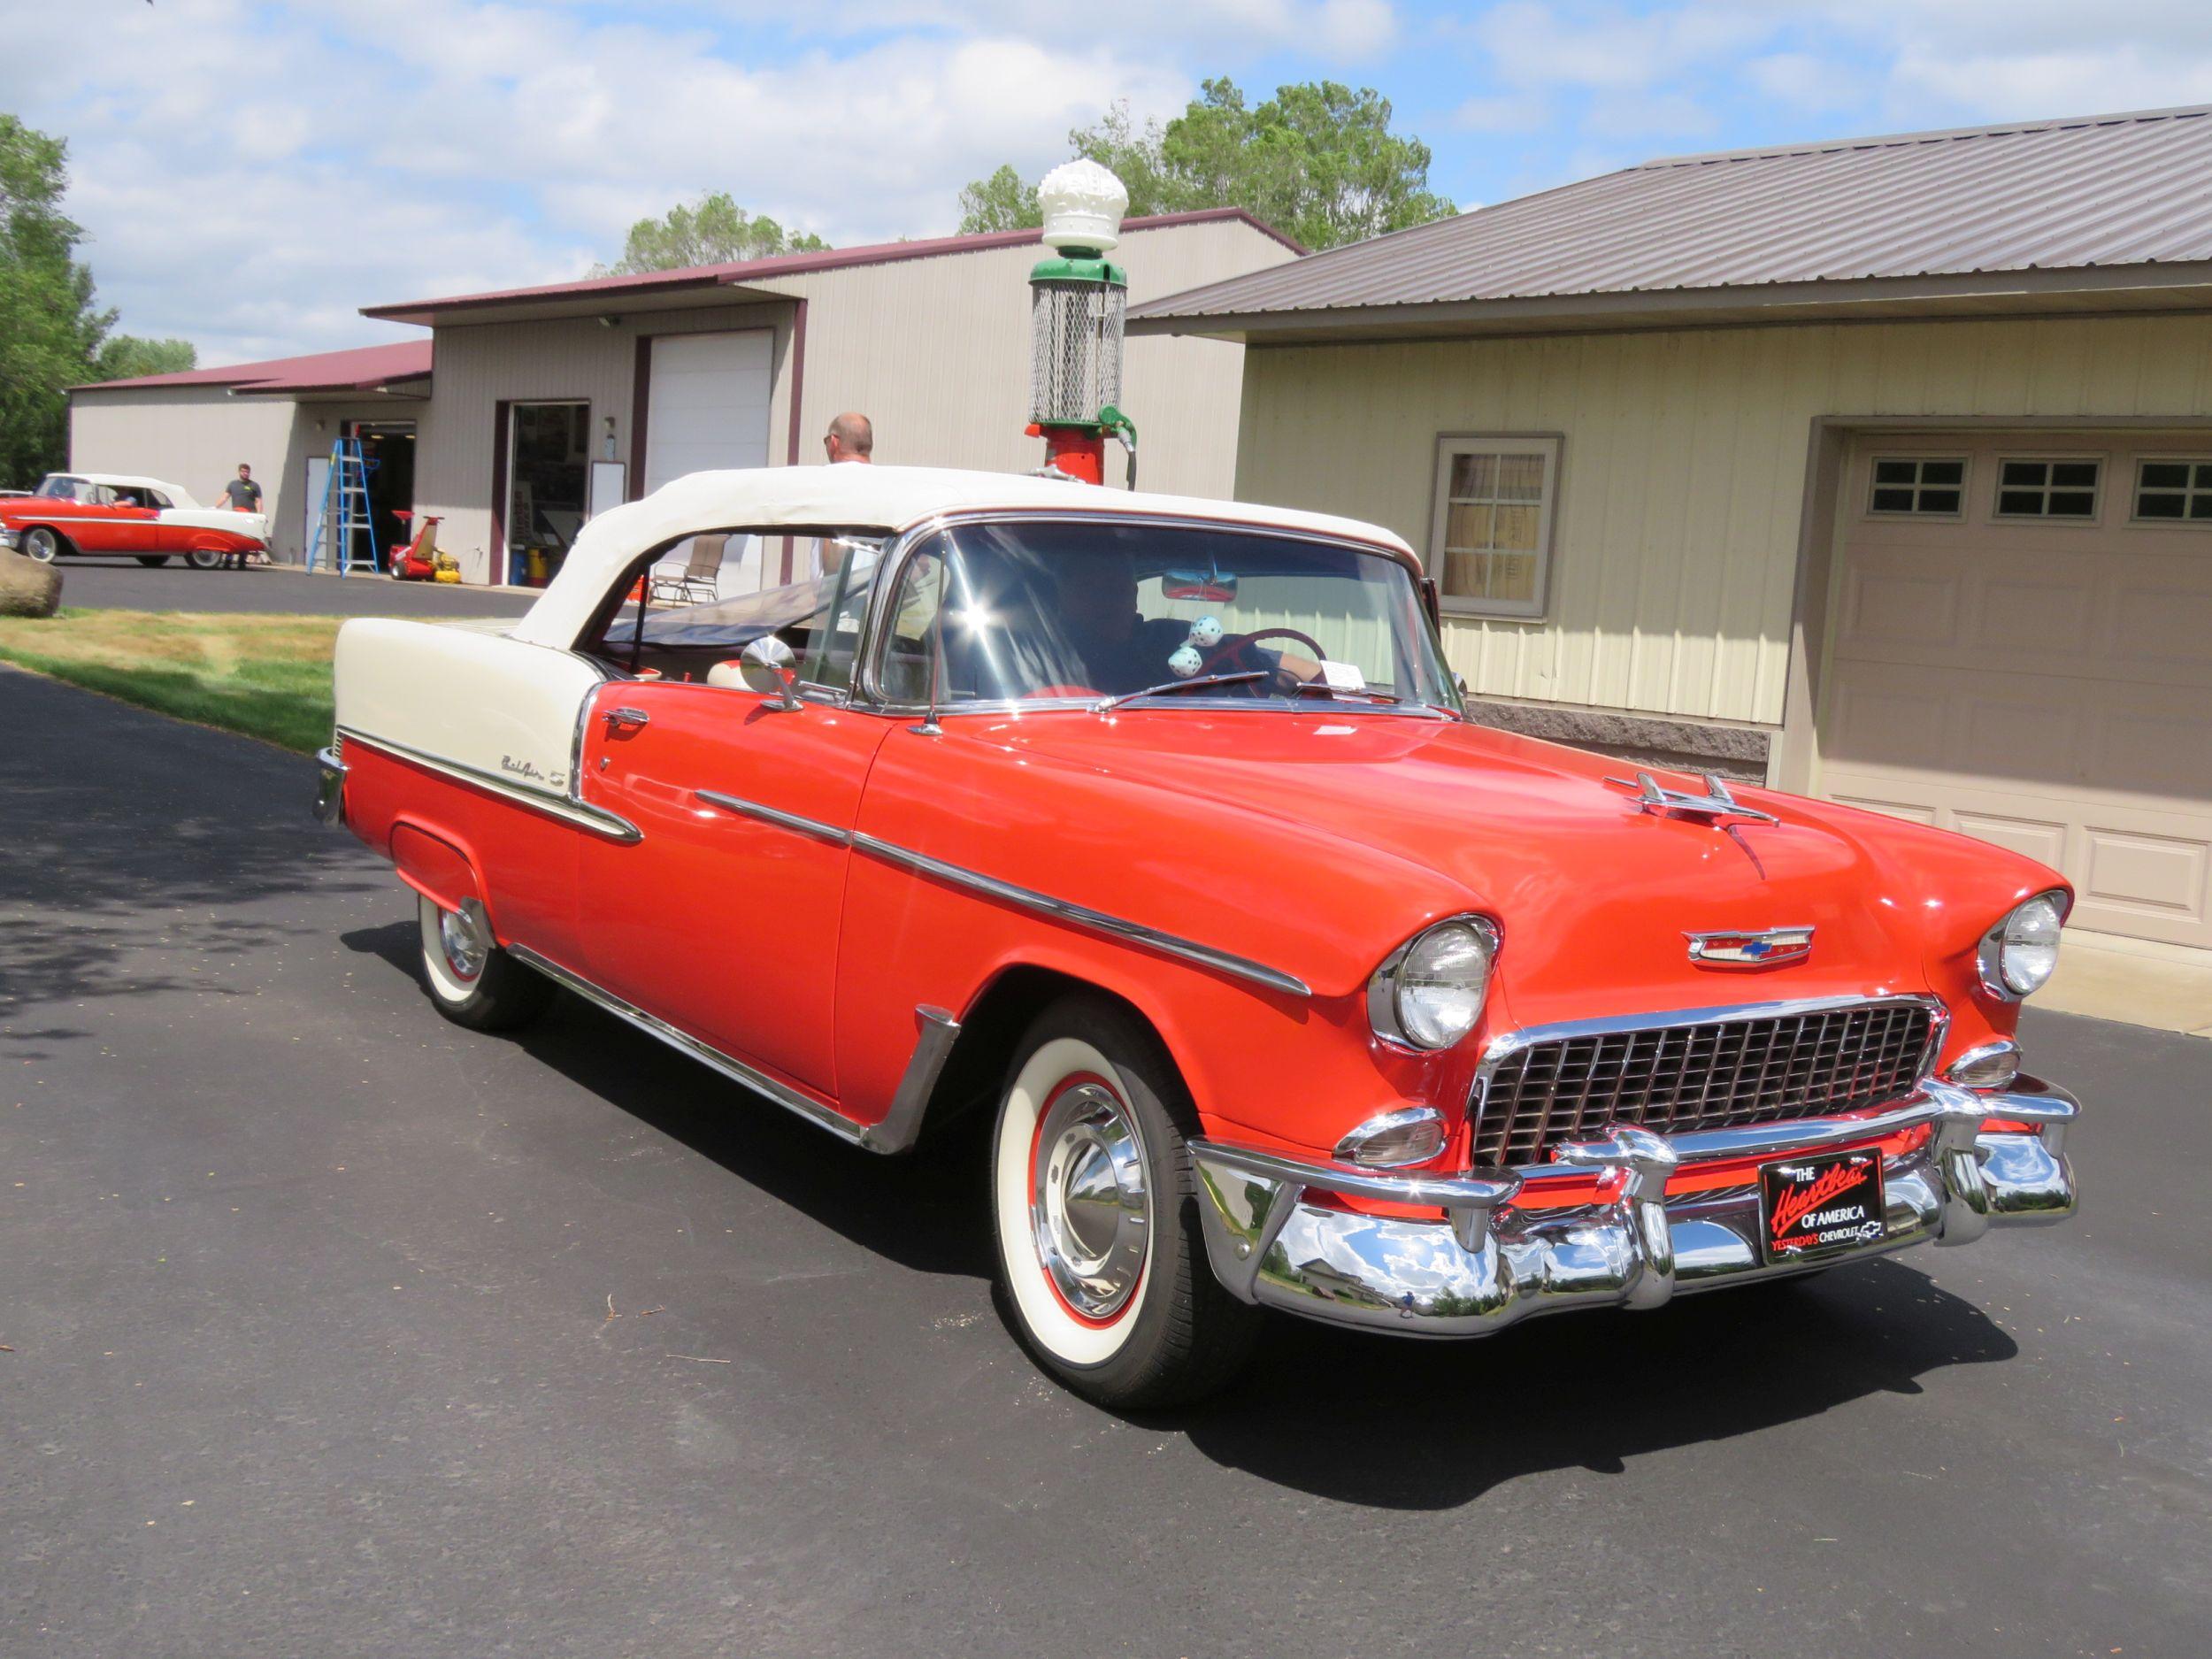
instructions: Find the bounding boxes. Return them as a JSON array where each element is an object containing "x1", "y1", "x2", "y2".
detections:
[
  {"x1": 1191, "y1": 1077, "x2": 2078, "y2": 1338},
  {"x1": 312, "y1": 745, "x2": 347, "y2": 826}
]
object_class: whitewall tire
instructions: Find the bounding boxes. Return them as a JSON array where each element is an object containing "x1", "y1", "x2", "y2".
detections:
[
  {"x1": 23, "y1": 527, "x2": 62, "y2": 562},
  {"x1": 989, "y1": 993, "x2": 1259, "y2": 1408},
  {"x1": 415, "y1": 893, "x2": 552, "y2": 1033}
]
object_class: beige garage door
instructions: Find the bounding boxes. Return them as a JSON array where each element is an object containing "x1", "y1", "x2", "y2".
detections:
[{"x1": 1821, "y1": 431, "x2": 2212, "y2": 951}]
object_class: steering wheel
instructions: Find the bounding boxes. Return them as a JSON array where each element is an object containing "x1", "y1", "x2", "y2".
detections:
[{"x1": 1195, "y1": 626, "x2": 1328, "y2": 681}]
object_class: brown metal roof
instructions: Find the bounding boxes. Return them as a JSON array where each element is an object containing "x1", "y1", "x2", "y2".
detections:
[
  {"x1": 362, "y1": 209, "x2": 1302, "y2": 327},
  {"x1": 1131, "y1": 104, "x2": 2212, "y2": 336},
  {"x1": 72, "y1": 341, "x2": 432, "y2": 395}
]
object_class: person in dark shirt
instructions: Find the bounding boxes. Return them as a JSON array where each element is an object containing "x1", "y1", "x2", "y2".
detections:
[{"x1": 217, "y1": 465, "x2": 262, "y2": 570}]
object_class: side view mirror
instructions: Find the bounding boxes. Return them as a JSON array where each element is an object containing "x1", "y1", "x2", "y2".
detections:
[{"x1": 740, "y1": 635, "x2": 803, "y2": 711}]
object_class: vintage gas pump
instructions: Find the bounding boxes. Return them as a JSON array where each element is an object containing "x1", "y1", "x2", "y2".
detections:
[{"x1": 1026, "y1": 159, "x2": 1137, "y2": 487}]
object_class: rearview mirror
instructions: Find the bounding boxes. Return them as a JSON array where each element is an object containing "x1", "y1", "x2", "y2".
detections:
[{"x1": 740, "y1": 635, "x2": 803, "y2": 710}]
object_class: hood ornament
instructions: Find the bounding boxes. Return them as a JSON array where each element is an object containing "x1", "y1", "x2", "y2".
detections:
[
  {"x1": 1606, "y1": 769, "x2": 1779, "y2": 826},
  {"x1": 1686, "y1": 926, "x2": 1814, "y2": 968}
]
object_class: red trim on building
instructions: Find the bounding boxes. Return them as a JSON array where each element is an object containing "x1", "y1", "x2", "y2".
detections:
[
  {"x1": 72, "y1": 340, "x2": 433, "y2": 395},
  {"x1": 783, "y1": 298, "x2": 809, "y2": 468},
  {"x1": 629, "y1": 336, "x2": 652, "y2": 500}
]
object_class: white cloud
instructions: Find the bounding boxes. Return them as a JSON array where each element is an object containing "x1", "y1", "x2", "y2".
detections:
[
  {"x1": 1451, "y1": 92, "x2": 1553, "y2": 133},
  {"x1": 1471, "y1": 1, "x2": 1766, "y2": 93}
]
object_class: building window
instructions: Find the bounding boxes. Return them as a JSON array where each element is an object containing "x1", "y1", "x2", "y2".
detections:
[
  {"x1": 1868, "y1": 456, "x2": 1965, "y2": 516},
  {"x1": 1995, "y1": 457, "x2": 2101, "y2": 519},
  {"x1": 1429, "y1": 435, "x2": 1559, "y2": 618},
  {"x1": 2134, "y1": 458, "x2": 2212, "y2": 522}
]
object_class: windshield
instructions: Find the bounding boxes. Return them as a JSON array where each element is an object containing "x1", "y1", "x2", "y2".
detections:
[
  {"x1": 35, "y1": 476, "x2": 94, "y2": 503},
  {"x1": 874, "y1": 518, "x2": 1459, "y2": 715}
]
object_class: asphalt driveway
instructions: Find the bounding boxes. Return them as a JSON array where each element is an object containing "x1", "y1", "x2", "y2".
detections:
[
  {"x1": 3, "y1": 668, "x2": 2208, "y2": 1658},
  {"x1": 45, "y1": 559, "x2": 532, "y2": 618}
]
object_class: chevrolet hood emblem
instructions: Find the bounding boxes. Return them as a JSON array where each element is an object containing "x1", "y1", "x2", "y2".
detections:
[{"x1": 1686, "y1": 926, "x2": 1815, "y2": 967}]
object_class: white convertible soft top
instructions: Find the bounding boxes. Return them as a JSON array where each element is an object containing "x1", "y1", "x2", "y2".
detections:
[{"x1": 509, "y1": 465, "x2": 1419, "y2": 649}]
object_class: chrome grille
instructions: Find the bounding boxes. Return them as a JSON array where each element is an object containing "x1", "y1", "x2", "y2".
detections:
[{"x1": 1473, "y1": 1000, "x2": 1938, "y2": 1167}]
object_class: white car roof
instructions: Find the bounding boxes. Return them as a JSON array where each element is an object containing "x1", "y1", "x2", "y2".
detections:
[
  {"x1": 511, "y1": 465, "x2": 1419, "y2": 649},
  {"x1": 62, "y1": 472, "x2": 196, "y2": 497}
]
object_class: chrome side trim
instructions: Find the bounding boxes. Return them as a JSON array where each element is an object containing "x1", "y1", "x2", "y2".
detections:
[
  {"x1": 507, "y1": 944, "x2": 872, "y2": 1148},
  {"x1": 312, "y1": 745, "x2": 347, "y2": 825},
  {"x1": 866, "y1": 1004, "x2": 962, "y2": 1155},
  {"x1": 849, "y1": 831, "x2": 1311, "y2": 998},
  {"x1": 694, "y1": 789, "x2": 852, "y2": 848},
  {"x1": 338, "y1": 726, "x2": 642, "y2": 844}
]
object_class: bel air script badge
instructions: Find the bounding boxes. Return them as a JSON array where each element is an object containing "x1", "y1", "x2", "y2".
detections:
[{"x1": 1685, "y1": 925, "x2": 1814, "y2": 968}]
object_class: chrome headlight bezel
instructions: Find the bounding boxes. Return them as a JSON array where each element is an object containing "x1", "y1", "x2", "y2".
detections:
[
  {"x1": 1977, "y1": 889, "x2": 2070, "y2": 1002},
  {"x1": 1368, "y1": 915, "x2": 1500, "y2": 1053}
]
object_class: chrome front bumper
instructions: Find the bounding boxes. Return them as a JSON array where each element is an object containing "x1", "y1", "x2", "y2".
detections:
[
  {"x1": 312, "y1": 745, "x2": 347, "y2": 825},
  {"x1": 1191, "y1": 1077, "x2": 2078, "y2": 1338}
]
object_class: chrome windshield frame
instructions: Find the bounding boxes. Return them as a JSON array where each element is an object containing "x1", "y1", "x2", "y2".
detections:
[{"x1": 850, "y1": 510, "x2": 1464, "y2": 722}]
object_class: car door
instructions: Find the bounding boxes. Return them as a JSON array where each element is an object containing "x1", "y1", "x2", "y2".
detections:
[
  {"x1": 569, "y1": 539, "x2": 888, "y2": 1100},
  {"x1": 94, "y1": 488, "x2": 159, "y2": 553}
]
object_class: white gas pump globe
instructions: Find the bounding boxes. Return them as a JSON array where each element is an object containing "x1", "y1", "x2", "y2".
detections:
[{"x1": 1038, "y1": 159, "x2": 1129, "y2": 255}]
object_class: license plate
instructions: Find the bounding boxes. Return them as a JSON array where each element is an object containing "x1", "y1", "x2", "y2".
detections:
[{"x1": 1758, "y1": 1147, "x2": 1886, "y2": 1263}]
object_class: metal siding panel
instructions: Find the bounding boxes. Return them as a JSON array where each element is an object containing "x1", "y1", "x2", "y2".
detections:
[{"x1": 1233, "y1": 312, "x2": 2212, "y2": 726}]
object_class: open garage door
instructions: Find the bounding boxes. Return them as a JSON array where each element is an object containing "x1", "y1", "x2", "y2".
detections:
[
  {"x1": 1819, "y1": 431, "x2": 2212, "y2": 952},
  {"x1": 642, "y1": 330, "x2": 772, "y2": 497}
]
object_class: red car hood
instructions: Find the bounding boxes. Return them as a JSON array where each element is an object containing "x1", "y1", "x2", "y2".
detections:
[{"x1": 981, "y1": 710, "x2": 2055, "y2": 1027}]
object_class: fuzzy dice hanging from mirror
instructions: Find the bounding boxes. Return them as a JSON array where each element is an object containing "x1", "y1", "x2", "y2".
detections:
[{"x1": 1028, "y1": 159, "x2": 1138, "y2": 487}]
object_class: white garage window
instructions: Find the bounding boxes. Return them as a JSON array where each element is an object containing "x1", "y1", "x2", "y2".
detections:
[
  {"x1": 1868, "y1": 456, "x2": 1966, "y2": 517},
  {"x1": 2133, "y1": 458, "x2": 2212, "y2": 522},
  {"x1": 1429, "y1": 434, "x2": 1560, "y2": 619},
  {"x1": 1995, "y1": 457, "x2": 2101, "y2": 520}
]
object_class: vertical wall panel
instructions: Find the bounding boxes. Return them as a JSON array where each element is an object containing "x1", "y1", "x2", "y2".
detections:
[{"x1": 1234, "y1": 311, "x2": 2212, "y2": 726}]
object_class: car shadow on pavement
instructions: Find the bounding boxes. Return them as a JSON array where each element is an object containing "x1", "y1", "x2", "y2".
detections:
[
  {"x1": 342, "y1": 913, "x2": 2024, "y2": 1503},
  {"x1": 341, "y1": 918, "x2": 997, "y2": 1280},
  {"x1": 1166, "y1": 1256, "x2": 2017, "y2": 1507}
]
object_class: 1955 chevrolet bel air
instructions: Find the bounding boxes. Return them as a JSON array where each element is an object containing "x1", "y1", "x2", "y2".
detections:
[{"x1": 318, "y1": 465, "x2": 2079, "y2": 1406}]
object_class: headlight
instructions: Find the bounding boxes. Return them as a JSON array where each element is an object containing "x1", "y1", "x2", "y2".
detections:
[
  {"x1": 1370, "y1": 916, "x2": 1498, "y2": 1051},
  {"x1": 1978, "y1": 891, "x2": 2068, "y2": 1001}
]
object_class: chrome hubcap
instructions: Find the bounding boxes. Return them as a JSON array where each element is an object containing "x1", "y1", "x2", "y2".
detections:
[
  {"x1": 438, "y1": 903, "x2": 488, "y2": 982},
  {"x1": 1032, "y1": 1081, "x2": 1148, "y2": 1320}
]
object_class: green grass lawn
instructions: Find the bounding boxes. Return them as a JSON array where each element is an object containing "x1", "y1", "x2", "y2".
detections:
[{"x1": 0, "y1": 608, "x2": 341, "y2": 755}]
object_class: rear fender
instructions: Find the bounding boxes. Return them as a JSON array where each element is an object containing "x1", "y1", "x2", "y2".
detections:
[{"x1": 389, "y1": 822, "x2": 490, "y2": 928}]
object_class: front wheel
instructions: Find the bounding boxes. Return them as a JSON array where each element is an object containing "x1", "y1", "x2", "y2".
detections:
[
  {"x1": 135, "y1": 555, "x2": 173, "y2": 568},
  {"x1": 417, "y1": 893, "x2": 553, "y2": 1032},
  {"x1": 991, "y1": 992, "x2": 1260, "y2": 1409},
  {"x1": 22, "y1": 527, "x2": 63, "y2": 562}
]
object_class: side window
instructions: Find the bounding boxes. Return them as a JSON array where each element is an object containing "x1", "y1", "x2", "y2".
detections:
[
  {"x1": 877, "y1": 549, "x2": 946, "y2": 704},
  {"x1": 149, "y1": 489, "x2": 173, "y2": 510},
  {"x1": 1867, "y1": 456, "x2": 1965, "y2": 516},
  {"x1": 1995, "y1": 457, "x2": 2101, "y2": 519},
  {"x1": 799, "y1": 536, "x2": 884, "y2": 693},
  {"x1": 1428, "y1": 435, "x2": 1560, "y2": 619}
]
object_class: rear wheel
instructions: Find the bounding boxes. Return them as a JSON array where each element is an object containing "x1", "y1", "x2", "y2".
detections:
[
  {"x1": 990, "y1": 992, "x2": 1260, "y2": 1409},
  {"x1": 22, "y1": 527, "x2": 63, "y2": 562},
  {"x1": 416, "y1": 893, "x2": 553, "y2": 1032},
  {"x1": 135, "y1": 555, "x2": 173, "y2": 567},
  {"x1": 184, "y1": 547, "x2": 223, "y2": 571}
]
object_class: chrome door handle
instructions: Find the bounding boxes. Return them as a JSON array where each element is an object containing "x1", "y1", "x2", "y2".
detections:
[{"x1": 603, "y1": 706, "x2": 650, "y2": 731}]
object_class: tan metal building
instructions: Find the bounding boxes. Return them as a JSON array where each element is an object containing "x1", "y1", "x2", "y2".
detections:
[
  {"x1": 1132, "y1": 106, "x2": 2212, "y2": 963},
  {"x1": 67, "y1": 342, "x2": 434, "y2": 566},
  {"x1": 68, "y1": 210, "x2": 1297, "y2": 585}
]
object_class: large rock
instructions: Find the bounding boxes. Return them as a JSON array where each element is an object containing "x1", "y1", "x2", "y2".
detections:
[{"x1": 0, "y1": 547, "x2": 63, "y2": 618}]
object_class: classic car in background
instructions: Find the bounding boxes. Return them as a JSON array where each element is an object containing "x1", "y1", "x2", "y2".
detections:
[
  {"x1": 0, "y1": 472, "x2": 270, "y2": 570},
  {"x1": 317, "y1": 465, "x2": 2080, "y2": 1407}
]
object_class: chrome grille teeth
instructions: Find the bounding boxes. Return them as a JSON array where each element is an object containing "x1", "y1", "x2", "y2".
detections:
[{"x1": 1471, "y1": 1002, "x2": 1938, "y2": 1166}]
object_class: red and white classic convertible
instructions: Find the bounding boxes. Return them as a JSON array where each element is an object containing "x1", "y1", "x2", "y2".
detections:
[
  {"x1": 318, "y1": 466, "x2": 2080, "y2": 1406},
  {"x1": 0, "y1": 472, "x2": 270, "y2": 570}
]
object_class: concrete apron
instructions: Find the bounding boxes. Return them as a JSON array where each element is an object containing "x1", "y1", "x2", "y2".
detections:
[{"x1": 2040, "y1": 930, "x2": 2212, "y2": 1039}]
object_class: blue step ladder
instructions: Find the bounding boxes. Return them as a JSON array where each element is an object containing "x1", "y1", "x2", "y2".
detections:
[{"x1": 306, "y1": 438, "x2": 380, "y2": 576}]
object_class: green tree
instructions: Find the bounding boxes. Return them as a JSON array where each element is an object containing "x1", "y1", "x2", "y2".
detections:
[
  {"x1": 91, "y1": 334, "x2": 196, "y2": 381},
  {"x1": 596, "y1": 191, "x2": 830, "y2": 274},
  {"x1": 0, "y1": 114, "x2": 112, "y2": 487},
  {"x1": 957, "y1": 79, "x2": 1455, "y2": 250}
]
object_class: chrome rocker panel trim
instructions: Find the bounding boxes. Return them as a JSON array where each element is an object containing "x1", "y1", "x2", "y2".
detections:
[
  {"x1": 1192, "y1": 1075, "x2": 2078, "y2": 1339},
  {"x1": 334, "y1": 726, "x2": 643, "y2": 844},
  {"x1": 313, "y1": 745, "x2": 347, "y2": 825},
  {"x1": 510, "y1": 944, "x2": 960, "y2": 1156}
]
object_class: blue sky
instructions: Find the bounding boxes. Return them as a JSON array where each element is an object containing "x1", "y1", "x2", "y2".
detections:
[{"x1": 6, "y1": 0, "x2": 2210, "y2": 365}]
